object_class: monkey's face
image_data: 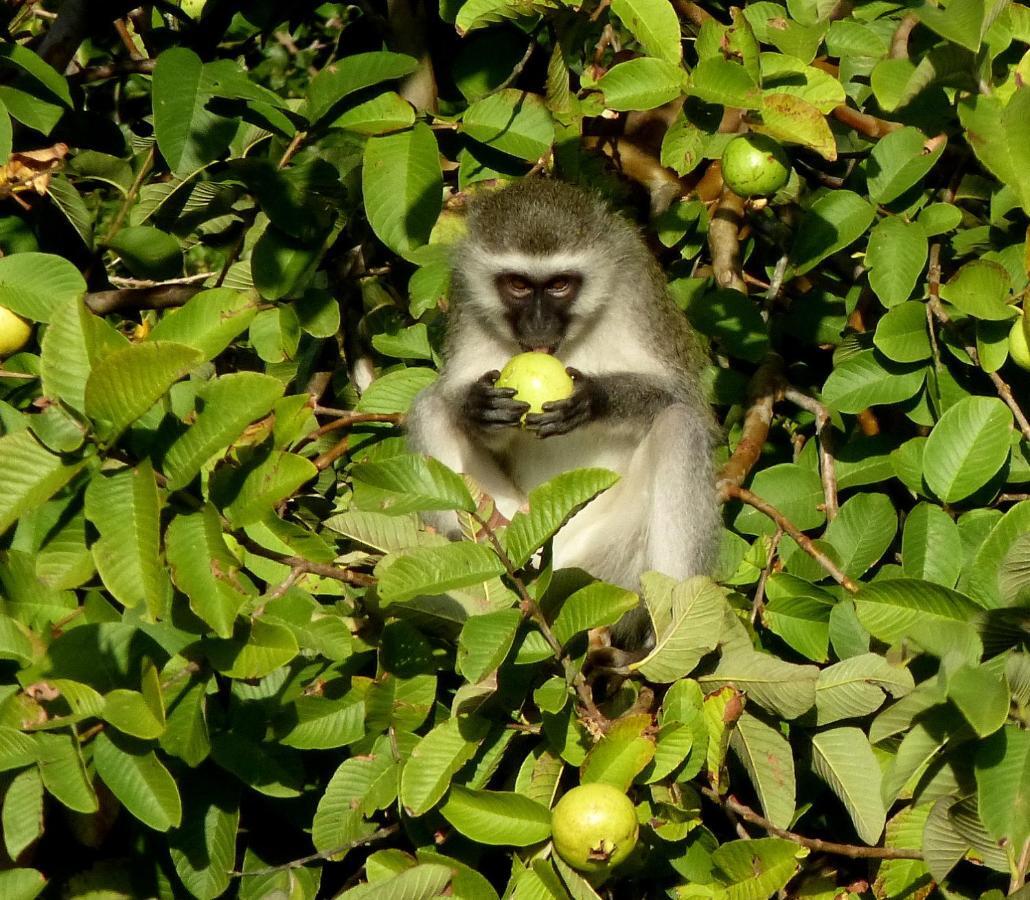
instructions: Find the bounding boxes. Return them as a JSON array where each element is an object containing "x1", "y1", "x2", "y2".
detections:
[{"x1": 494, "y1": 271, "x2": 583, "y2": 353}]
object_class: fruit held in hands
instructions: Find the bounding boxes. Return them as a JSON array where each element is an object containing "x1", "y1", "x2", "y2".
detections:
[
  {"x1": 1010, "y1": 314, "x2": 1030, "y2": 372},
  {"x1": 551, "y1": 783, "x2": 639, "y2": 874},
  {"x1": 721, "y1": 134, "x2": 791, "y2": 198},
  {"x1": 496, "y1": 351, "x2": 574, "y2": 416},
  {"x1": 0, "y1": 305, "x2": 31, "y2": 358}
]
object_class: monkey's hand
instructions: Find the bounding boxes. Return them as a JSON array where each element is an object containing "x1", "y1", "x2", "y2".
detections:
[
  {"x1": 463, "y1": 370, "x2": 530, "y2": 430},
  {"x1": 524, "y1": 368, "x2": 600, "y2": 438}
]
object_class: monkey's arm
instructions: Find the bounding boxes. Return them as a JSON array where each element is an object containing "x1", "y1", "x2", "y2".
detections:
[
  {"x1": 524, "y1": 370, "x2": 677, "y2": 438},
  {"x1": 462, "y1": 370, "x2": 530, "y2": 431}
]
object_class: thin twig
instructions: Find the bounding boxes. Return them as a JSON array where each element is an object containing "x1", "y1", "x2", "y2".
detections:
[
  {"x1": 784, "y1": 387, "x2": 839, "y2": 520},
  {"x1": 310, "y1": 412, "x2": 405, "y2": 439},
  {"x1": 71, "y1": 57, "x2": 156, "y2": 83},
  {"x1": 84, "y1": 285, "x2": 201, "y2": 315},
  {"x1": 107, "y1": 272, "x2": 214, "y2": 289},
  {"x1": 103, "y1": 145, "x2": 154, "y2": 245},
  {"x1": 751, "y1": 528, "x2": 782, "y2": 625},
  {"x1": 480, "y1": 28, "x2": 538, "y2": 97},
  {"x1": 231, "y1": 825, "x2": 400, "y2": 877},
  {"x1": 471, "y1": 512, "x2": 608, "y2": 734},
  {"x1": 235, "y1": 534, "x2": 375, "y2": 587},
  {"x1": 701, "y1": 788, "x2": 922, "y2": 860},
  {"x1": 724, "y1": 485, "x2": 860, "y2": 593}
]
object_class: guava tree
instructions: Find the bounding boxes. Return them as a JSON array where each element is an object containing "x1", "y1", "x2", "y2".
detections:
[{"x1": 0, "y1": 1, "x2": 1028, "y2": 898}]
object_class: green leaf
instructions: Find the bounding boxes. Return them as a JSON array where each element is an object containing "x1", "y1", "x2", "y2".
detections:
[
  {"x1": 461, "y1": 90, "x2": 554, "y2": 161},
  {"x1": 682, "y1": 287, "x2": 769, "y2": 362},
  {"x1": 814, "y1": 653, "x2": 914, "y2": 726},
  {"x1": 581, "y1": 714, "x2": 656, "y2": 791},
  {"x1": 917, "y1": 0, "x2": 991, "y2": 51},
  {"x1": 34, "y1": 732, "x2": 96, "y2": 814},
  {"x1": 0, "y1": 727, "x2": 37, "y2": 772},
  {"x1": 853, "y1": 579, "x2": 983, "y2": 645},
  {"x1": 85, "y1": 462, "x2": 169, "y2": 617},
  {"x1": 206, "y1": 617, "x2": 299, "y2": 679},
  {"x1": 0, "y1": 252, "x2": 86, "y2": 322},
  {"x1": 46, "y1": 177, "x2": 93, "y2": 250},
  {"x1": 152, "y1": 48, "x2": 236, "y2": 174},
  {"x1": 901, "y1": 502, "x2": 962, "y2": 587},
  {"x1": 214, "y1": 450, "x2": 317, "y2": 527},
  {"x1": 790, "y1": 190, "x2": 876, "y2": 276},
  {"x1": 759, "y1": 53, "x2": 845, "y2": 113},
  {"x1": 923, "y1": 397, "x2": 1012, "y2": 502},
  {"x1": 966, "y1": 501, "x2": 1030, "y2": 608},
  {"x1": 551, "y1": 582, "x2": 639, "y2": 646},
  {"x1": 41, "y1": 297, "x2": 127, "y2": 413},
  {"x1": 440, "y1": 786, "x2": 552, "y2": 846},
  {"x1": 278, "y1": 696, "x2": 365, "y2": 749},
  {"x1": 147, "y1": 288, "x2": 259, "y2": 361},
  {"x1": 689, "y1": 57, "x2": 762, "y2": 108},
  {"x1": 2, "y1": 768, "x2": 43, "y2": 860},
  {"x1": 811, "y1": 727, "x2": 886, "y2": 844},
  {"x1": 376, "y1": 543, "x2": 505, "y2": 606},
  {"x1": 633, "y1": 575, "x2": 726, "y2": 683},
  {"x1": 703, "y1": 644, "x2": 818, "y2": 719},
  {"x1": 763, "y1": 574, "x2": 833, "y2": 662},
  {"x1": 734, "y1": 463, "x2": 825, "y2": 537},
  {"x1": 975, "y1": 725, "x2": 1030, "y2": 852},
  {"x1": 400, "y1": 717, "x2": 487, "y2": 816},
  {"x1": 598, "y1": 58, "x2": 684, "y2": 111},
  {"x1": 102, "y1": 689, "x2": 165, "y2": 740},
  {"x1": 504, "y1": 468, "x2": 619, "y2": 569},
  {"x1": 457, "y1": 609, "x2": 521, "y2": 682},
  {"x1": 362, "y1": 123, "x2": 442, "y2": 259},
  {"x1": 352, "y1": 453, "x2": 475, "y2": 516},
  {"x1": 709, "y1": 838, "x2": 805, "y2": 896},
  {"x1": 948, "y1": 664, "x2": 1008, "y2": 737},
  {"x1": 251, "y1": 224, "x2": 323, "y2": 302},
  {"x1": 107, "y1": 226, "x2": 182, "y2": 281},
  {"x1": 0, "y1": 431, "x2": 86, "y2": 537},
  {"x1": 0, "y1": 43, "x2": 71, "y2": 107},
  {"x1": 610, "y1": 0, "x2": 682, "y2": 62},
  {"x1": 756, "y1": 93, "x2": 835, "y2": 160},
  {"x1": 0, "y1": 869, "x2": 45, "y2": 900},
  {"x1": 161, "y1": 372, "x2": 285, "y2": 490},
  {"x1": 84, "y1": 341, "x2": 203, "y2": 442},
  {"x1": 939, "y1": 259, "x2": 1017, "y2": 322},
  {"x1": 339, "y1": 864, "x2": 454, "y2": 900},
  {"x1": 93, "y1": 732, "x2": 182, "y2": 831},
  {"x1": 454, "y1": 0, "x2": 557, "y2": 32},
  {"x1": 304, "y1": 52, "x2": 418, "y2": 126},
  {"x1": 823, "y1": 493, "x2": 897, "y2": 579},
  {"x1": 820, "y1": 349, "x2": 925, "y2": 414},
  {"x1": 959, "y1": 89, "x2": 1030, "y2": 211},
  {"x1": 866, "y1": 127, "x2": 947, "y2": 204},
  {"x1": 730, "y1": 711, "x2": 796, "y2": 829},
  {"x1": 866, "y1": 222, "x2": 928, "y2": 310},
  {"x1": 169, "y1": 773, "x2": 239, "y2": 900},
  {"x1": 165, "y1": 504, "x2": 250, "y2": 637},
  {"x1": 332, "y1": 90, "x2": 416, "y2": 135}
]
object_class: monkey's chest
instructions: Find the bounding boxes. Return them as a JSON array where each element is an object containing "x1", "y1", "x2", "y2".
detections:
[{"x1": 500, "y1": 425, "x2": 639, "y2": 495}]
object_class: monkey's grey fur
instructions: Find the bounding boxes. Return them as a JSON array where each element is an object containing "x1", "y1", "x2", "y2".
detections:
[{"x1": 407, "y1": 179, "x2": 719, "y2": 649}]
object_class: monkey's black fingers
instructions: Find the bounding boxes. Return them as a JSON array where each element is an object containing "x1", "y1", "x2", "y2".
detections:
[
  {"x1": 566, "y1": 366, "x2": 585, "y2": 380},
  {"x1": 525, "y1": 397, "x2": 591, "y2": 437},
  {"x1": 477, "y1": 370, "x2": 501, "y2": 385}
]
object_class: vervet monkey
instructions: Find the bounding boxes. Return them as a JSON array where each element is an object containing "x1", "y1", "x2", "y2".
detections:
[{"x1": 407, "y1": 179, "x2": 718, "y2": 650}]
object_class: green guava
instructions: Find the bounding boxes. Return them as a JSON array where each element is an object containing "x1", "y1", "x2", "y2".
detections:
[
  {"x1": 495, "y1": 351, "x2": 574, "y2": 416},
  {"x1": 1010, "y1": 314, "x2": 1030, "y2": 372},
  {"x1": 551, "y1": 783, "x2": 639, "y2": 875},
  {"x1": 0, "y1": 305, "x2": 32, "y2": 358},
  {"x1": 721, "y1": 134, "x2": 791, "y2": 198}
]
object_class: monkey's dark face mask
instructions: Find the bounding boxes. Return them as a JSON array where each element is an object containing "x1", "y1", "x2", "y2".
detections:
[{"x1": 495, "y1": 272, "x2": 582, "y2": 354}]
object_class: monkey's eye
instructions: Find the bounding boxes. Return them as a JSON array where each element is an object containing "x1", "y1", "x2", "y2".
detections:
[
  {"x1": 502, "y1": 275, "x2": 533, "y2": 297},
  {"x1": 546, "y1": 277, "x2": 572, "y2": 297}
]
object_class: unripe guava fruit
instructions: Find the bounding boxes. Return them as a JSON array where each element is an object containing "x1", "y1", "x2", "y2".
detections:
[
  {"x1": 495, "y1": 351, "x2": 574, "y2": 416},
  {"x1": 721, "y1": 134, "x2": 791, "y2": 198},
  {"x1": 1010, "y1": 314, "x2": 1030, "y2": 372},
  {"x1": 0, "y1": 305, "x2": 32, "y2": 358},
  {"x1": 551, "y1": 783, "x2": 639, "y2": 874}
]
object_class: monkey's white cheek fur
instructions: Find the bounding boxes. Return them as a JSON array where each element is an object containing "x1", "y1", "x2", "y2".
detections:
[{"x1": 496, "y1": 352, "x2": 575, "y2": 416}]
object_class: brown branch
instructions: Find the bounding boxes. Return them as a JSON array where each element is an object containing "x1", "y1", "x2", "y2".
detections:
[
  {"x1": 36, "y1": 0, "x2": 136, "y2": 72},
  {"x1": 311, "y1": 412, "x2": 405, "y2": 439},
  {"x1": 583, "y1": 136, "x2": 682, "y2": 217},
  {"x1": 84, "y1": 285, "x2": 201, "y2": 316},
  {"x1": 784, "y1": 387, "x2": 839, "y2": 520},
  {"x1": 889, "y1": 13, "x2": 919, "y2": 59},
  {"x1": 831, "y1": 105, "x2": 903, "y2": 139},
  {"x1": 717, "y1": 356, "x2": 785, "y2": 497},
  {"x1": 235, "y1": 534, "x2": 375, "y2": 588},
  {"x1": 671, "y1": 0, "x2": 715, "y2": 26},
  {"x1": 71, "y1": 57, "x2": 156, "y2": 83},
  {"x1": 231, "y1": 825, "x2": 400, "y2": 877},
  {"x1": 724, "y1": 484, "x2": 860, "y2": 593},
  {"x1": 708, "y1": 186, "x2": 747, "y2": 294},
  {"x1": 702, "y1": 788, "x2": 922, "y2": 860}
]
